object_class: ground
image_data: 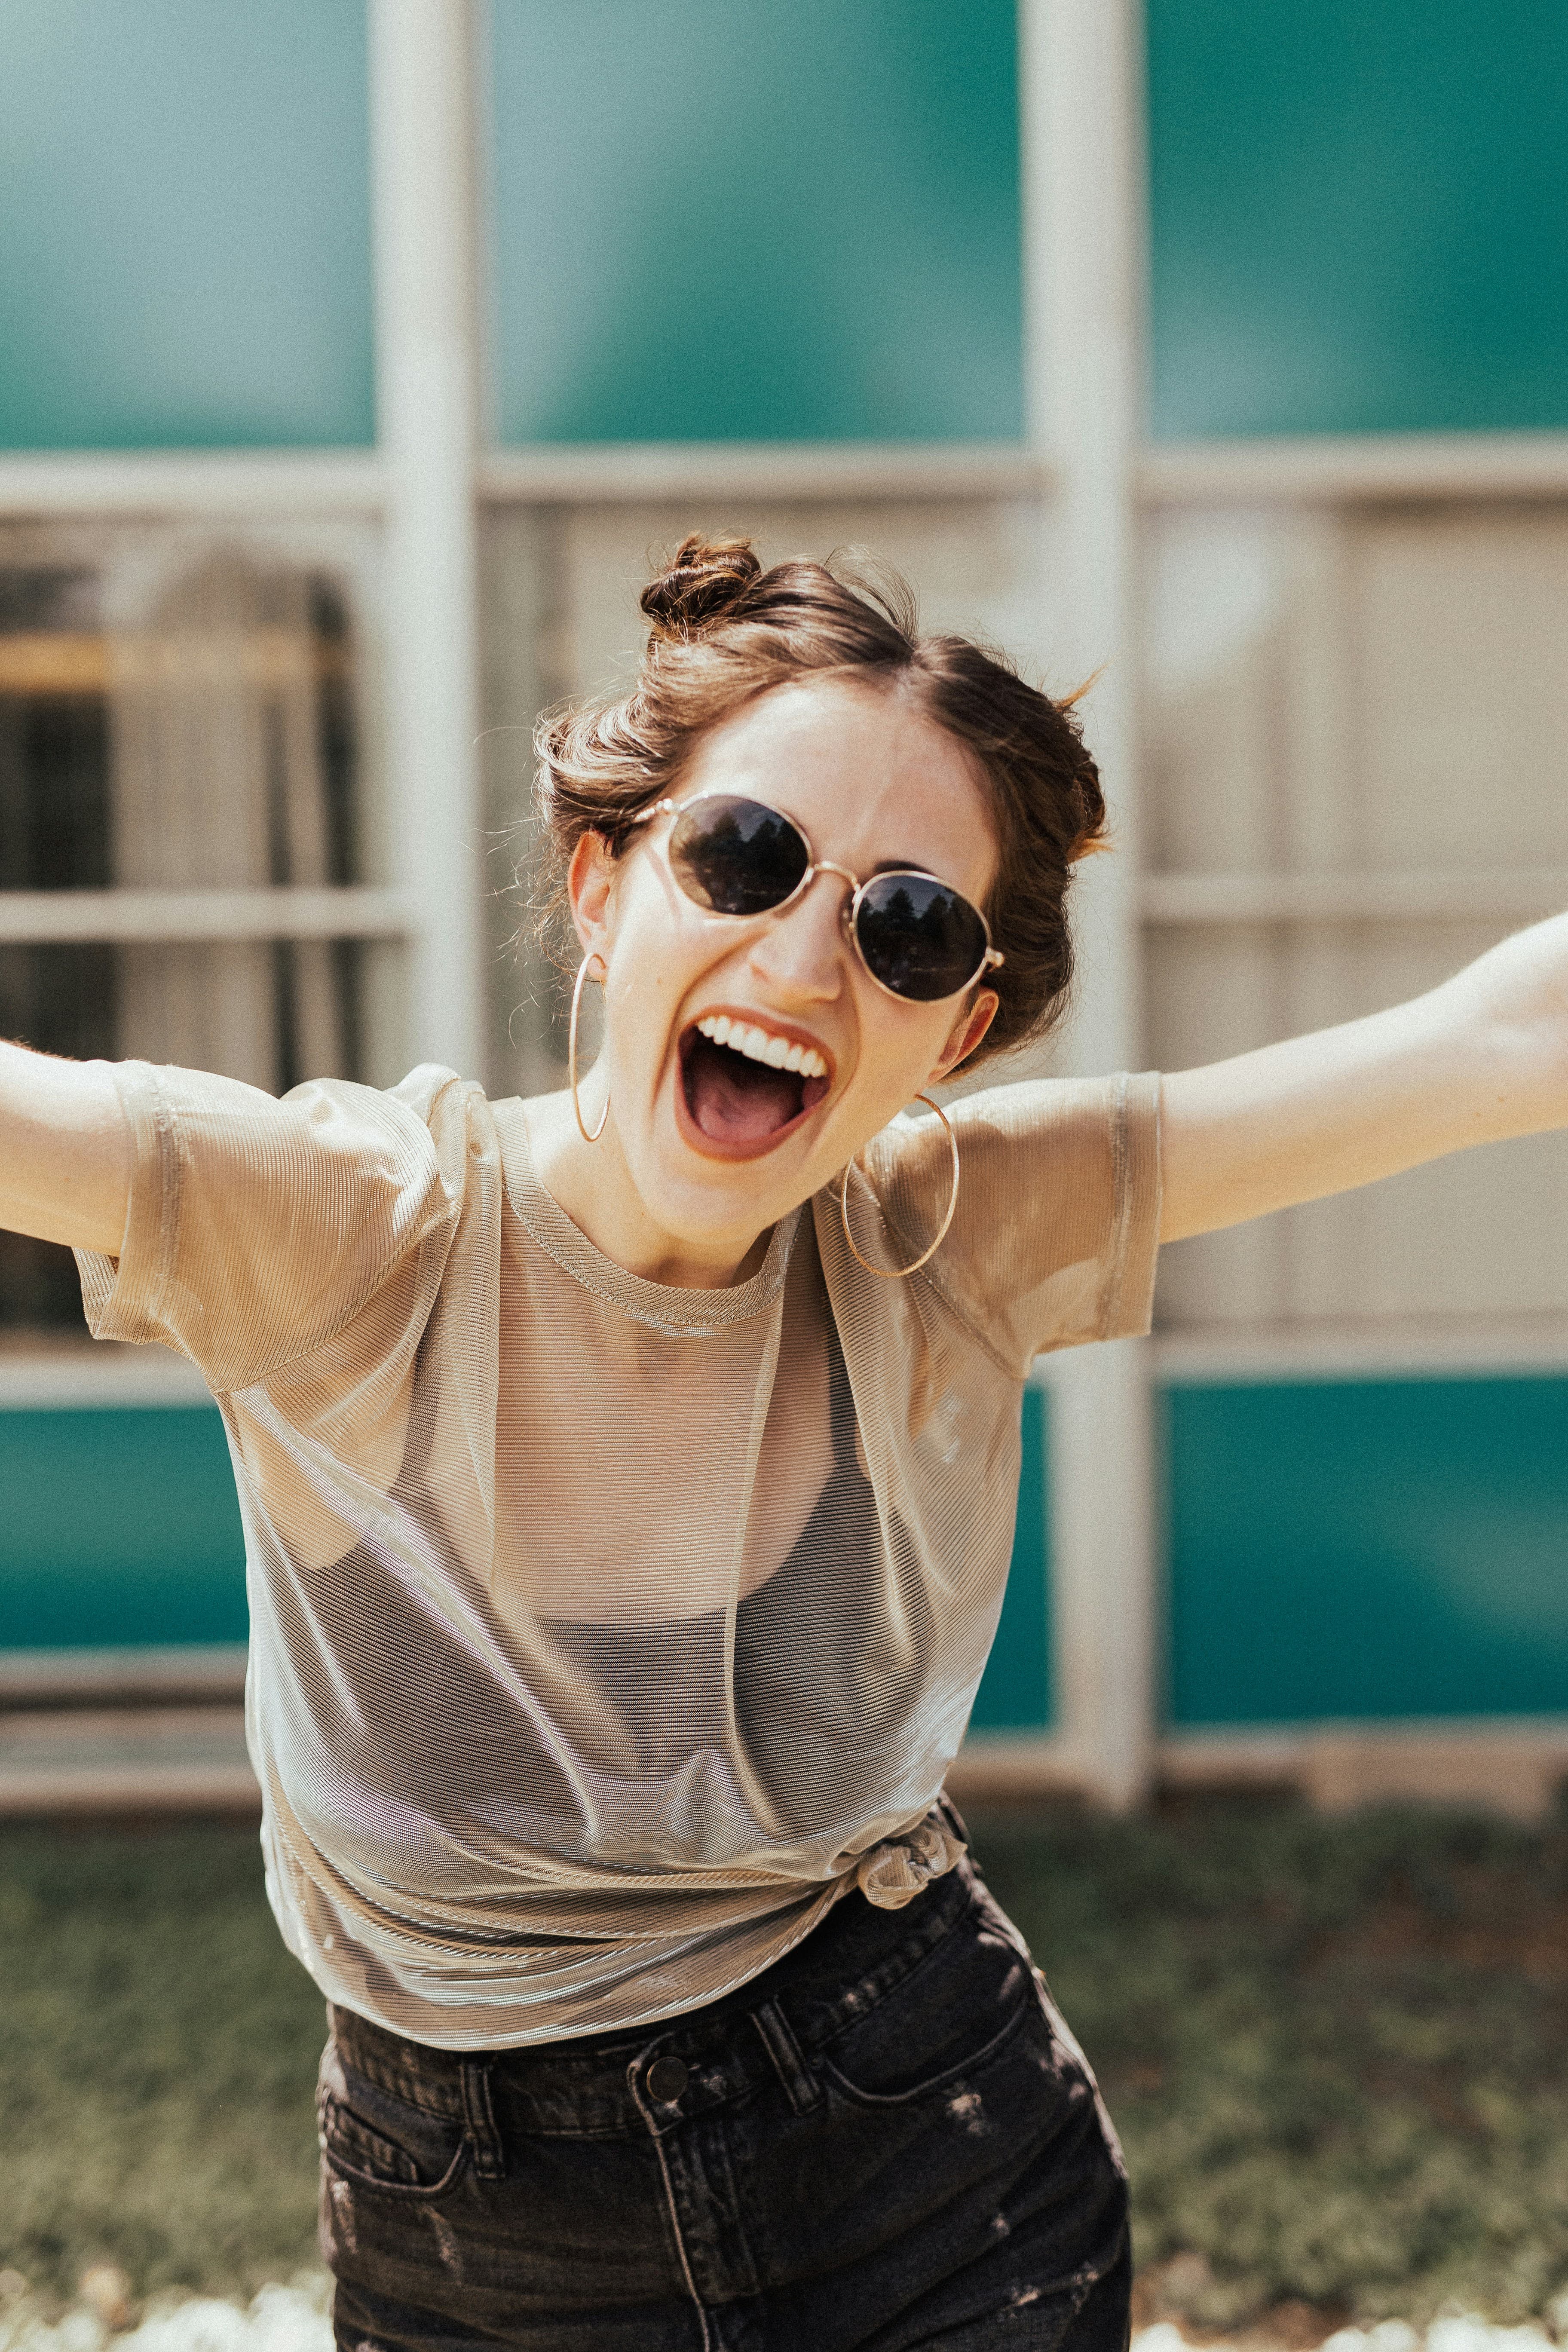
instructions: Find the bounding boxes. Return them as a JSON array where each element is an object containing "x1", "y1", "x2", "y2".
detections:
[{"x1": 3, "y1": 1797, "x2": 1568, "y2": 2331}]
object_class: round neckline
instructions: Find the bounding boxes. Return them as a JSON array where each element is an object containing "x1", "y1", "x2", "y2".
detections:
[{"x1": 495, "y1": 1096, "x2": 799, "y2": 1331}]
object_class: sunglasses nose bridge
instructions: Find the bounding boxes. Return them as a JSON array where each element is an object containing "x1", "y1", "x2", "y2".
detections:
[
  {"x1": 772, "y1": 858, "x2": 854, "y2": 955},
  {"x1": 797, "y1": 864, "x2": 888, "y2": 994},
  {"x1": 798, "y1": 858, "x2": 860, "y2": 916},
  {"x1": 797, "y1": 862, "x2": 867, "y2": 968}
]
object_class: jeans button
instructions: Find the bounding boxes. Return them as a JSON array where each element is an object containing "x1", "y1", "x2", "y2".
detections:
[{"x1": 646, "y1": 2055, "x2": 689, "y2": 2104}]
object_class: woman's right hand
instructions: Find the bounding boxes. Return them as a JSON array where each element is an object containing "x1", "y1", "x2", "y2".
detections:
[{"x1": 0, "y1": 1040, "x2": 129, "y2": 1256}]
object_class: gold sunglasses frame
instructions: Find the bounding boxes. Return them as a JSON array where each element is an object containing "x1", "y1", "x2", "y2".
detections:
[{"x1": 626, "y1": 792, "x2": 1004, "y2": 1005}]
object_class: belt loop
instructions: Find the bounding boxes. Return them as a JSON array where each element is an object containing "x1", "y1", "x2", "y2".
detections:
[
  {"x1": 460, "y1": 2059, "x2": 505, "y2": 2180},
  {"x1": 751, "y1": 1998, "x2": 823, "y2": 2116}
]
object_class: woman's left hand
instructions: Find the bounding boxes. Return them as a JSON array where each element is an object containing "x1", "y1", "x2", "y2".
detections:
[{"x1": 1159, "y1": 909, "x2": 1568, "y2": 1243}]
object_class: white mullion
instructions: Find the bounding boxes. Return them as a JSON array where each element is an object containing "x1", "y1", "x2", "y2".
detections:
[
  {"x1": 0, "y1": 443, "x2": 1049, "y2": 523},
  {"x1": 0, "y1": 1352, "x2": 212, "y2": 1408},
  {"x1": 479, "y1": 443, "x2": 1053, "y2": 503},
  {"x1": 1155, "y1": 1314, "x2": 1568, "y2": 1384},
  {"x1": 0, "y1": 450, "x2": 385, "y2": 520},
  {"x1": 16, "y1": 430, "x2": 1568, "y2": 527},
  {"x1": 1142, "y1": 432, "x2": 1568, "y2": 505},
  {"x1": 1141, "y1": 870, "x2": 1568, "y2": 925},
  {"x1": 0, "y1": 886, "x2": 412, "y2": 945},
  {"x1": 369, "y1": 0, "x2": 485, "y2": 1080},
  {"x1": 1021, "y1": 0, "x2": 1155, "y2": 1811}
]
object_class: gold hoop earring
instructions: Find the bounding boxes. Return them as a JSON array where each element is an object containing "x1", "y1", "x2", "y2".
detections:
[
  {"x1": 839, "y1": 1094, "x2": 960, "y2": 1279},
  {"x1": 569, "y1": 952, "x2": 610, "y2": 1144}
]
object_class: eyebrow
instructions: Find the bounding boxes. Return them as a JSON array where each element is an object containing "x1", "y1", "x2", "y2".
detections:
[{"x1": 867, "y1": 856, "x2": 936, "y2": 878}]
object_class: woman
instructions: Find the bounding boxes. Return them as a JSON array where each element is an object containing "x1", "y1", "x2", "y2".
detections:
[{"x1": 3, "y1": 537, "x2": 1566, "y2": 2350}]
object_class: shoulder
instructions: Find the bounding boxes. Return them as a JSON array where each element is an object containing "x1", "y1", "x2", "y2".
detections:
[
  {"x1": 850, "y1": 1072, "x2": 1162, "y2": 1372},
  {"x1": 870, "y1": 1071, "x2": 1160, "y2": 1188}
]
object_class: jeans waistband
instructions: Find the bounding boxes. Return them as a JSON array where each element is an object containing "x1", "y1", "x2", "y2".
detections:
[{"x1": 329, "y1": 1850, "x2": 982, "y2": 2140}]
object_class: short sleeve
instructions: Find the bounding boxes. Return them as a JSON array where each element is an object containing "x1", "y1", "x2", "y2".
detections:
[
  {"x1": 859, "y1": 1072, "x2": 1162, "y2": 1375},
  {"x1": 74, "y1": 1060, "x2": 463, "y2": 1394}
]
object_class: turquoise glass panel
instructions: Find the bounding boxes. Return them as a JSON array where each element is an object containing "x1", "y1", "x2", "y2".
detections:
[
  {"x1": 0, "y1": 1387, "x2": 1050, "y2": 1723},
  {"x1": 1147, "y1": 1, "x2": 1568, "y2": 438},
  {"x1": 0, "y1": 1407, "x2": 246, "y2": 1649},
  {"x1": 0, "y1": 0, "x2": 374, "y2": 450},
  {"x1": 1167, "y1": 1378, "x2": 1568, "y2": 1724},
  {"x1": 489, "y1": 0, "x2": 1023, "y2": 444},
  {"x1": 970, "y1": 1384, "x2": 1052, "y2": 1731}
]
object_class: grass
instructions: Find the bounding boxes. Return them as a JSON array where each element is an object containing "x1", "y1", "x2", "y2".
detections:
[
  {"x1": 4, "y1": 1798, "x2": 1568, "y2": 2326},
  {"x1": 0, "y1": 1820, "x2": 325, "y2": 2305},
  {"x1": 976, "y1": 1798, "x2": 1568, "y2": 2334}
]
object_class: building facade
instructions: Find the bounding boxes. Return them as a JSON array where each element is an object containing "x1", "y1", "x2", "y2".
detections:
[{"x1": 3, "y1": 0, "x2": 1568, "y2": 1810}]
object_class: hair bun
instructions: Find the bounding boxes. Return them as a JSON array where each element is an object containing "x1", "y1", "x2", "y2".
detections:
[{"x1": 640, "y1": 534, "x2": 762, "y2": 640}]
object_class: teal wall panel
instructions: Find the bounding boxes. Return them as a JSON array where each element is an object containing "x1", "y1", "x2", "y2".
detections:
[
  {"x1": 1167, "y1": 1378, "x2": 1568, "y2": 1724},
  {"x1": 970, "y1": 1383, "x2": 1052, "y2": 1731},
  {"x1": 1147, "y1": 2, "x2": 1568, "y2": 438},
  {"x1": 0, "y1": 0, "x2": 374, "y2": 450},
  {"x1": 0, "y1": 1406, "x2": 246, "y2": 1649},
  {"x1": 0, "y1": 1389, "x2": 1051, "y2": 1732},
  {"x1": 489, "y1": 0, "x2": 1023, "y2": 445}
]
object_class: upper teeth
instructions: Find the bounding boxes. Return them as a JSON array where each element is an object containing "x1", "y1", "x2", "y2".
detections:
[{"x1": 696, "y1": 1014, "x2": 827, "y2": 1078}]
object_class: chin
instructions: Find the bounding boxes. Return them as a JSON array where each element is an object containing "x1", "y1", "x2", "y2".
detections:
[
  {"x1": 618, "y1": 1102, "x2": 808, "y2": 1262},
  {"x1": 656, "y1": 1123, "x2": 803, "y2": 1233}
]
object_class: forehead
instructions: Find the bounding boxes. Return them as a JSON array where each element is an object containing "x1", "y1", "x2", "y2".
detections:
[{"x1": 677, "y1": 676, "x2": 996, "y2": 900}]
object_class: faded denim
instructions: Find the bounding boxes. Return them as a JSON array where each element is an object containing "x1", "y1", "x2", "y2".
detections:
[{"x1": 318, "y1": 1855, "x2": 1130, "y2": 2352}]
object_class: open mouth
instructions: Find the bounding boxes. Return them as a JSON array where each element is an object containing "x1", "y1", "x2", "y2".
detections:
[{"x1": 677, "y1": 1015, "x2": 832, "y2": 1157}]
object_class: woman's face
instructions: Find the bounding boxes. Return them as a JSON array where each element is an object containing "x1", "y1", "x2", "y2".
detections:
[{"x1": 567, "y1": 675, "x2": 999, "y2": 1272}]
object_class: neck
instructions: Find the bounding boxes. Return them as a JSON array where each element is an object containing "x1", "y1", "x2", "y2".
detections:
[{"x1": 524, "y1": 1089, "x2": 774, "y2": 1289}]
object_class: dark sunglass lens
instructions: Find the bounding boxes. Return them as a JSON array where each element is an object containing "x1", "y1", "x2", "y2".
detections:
[
  {"x1": 668, "y1": 796, "x2": 810, "y2": 916},
  {"x1": 855, "y1": 873, "x2": 989, "y2": 1001}
]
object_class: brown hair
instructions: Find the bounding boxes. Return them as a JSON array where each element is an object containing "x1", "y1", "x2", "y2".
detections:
[{"x1": 533, "y1": 534, "x2": 1106, "y2": 1072}]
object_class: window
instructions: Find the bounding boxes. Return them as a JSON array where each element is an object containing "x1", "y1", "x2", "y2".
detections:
[
  {"x1": 1146, "y1": 499, "x2": 1568, "y2": 1330},
  {"x1": 0, "y1": 523, "x2": 388, "y2": 1332}
]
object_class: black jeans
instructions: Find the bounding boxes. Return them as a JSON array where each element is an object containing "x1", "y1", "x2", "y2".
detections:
[{"x1": 318, "y1": 1856, "x2": 1130, "y2": 2352}]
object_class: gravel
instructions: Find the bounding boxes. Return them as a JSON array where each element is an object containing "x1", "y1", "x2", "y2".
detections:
[
  {"x1": 1135, "y1": 2328, "x2": 1563, "y2": 2352},
  {"x1": 3, "y1": 2289, "x2": 1565, "y2": 2352},
  {"x1": 0, "y1": 2280, "x2": 330, "y2": 2352}
]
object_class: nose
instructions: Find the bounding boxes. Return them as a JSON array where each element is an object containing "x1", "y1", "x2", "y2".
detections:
[{"x1": 745, "y1": 864, "x2": 852, "y2": 1001}]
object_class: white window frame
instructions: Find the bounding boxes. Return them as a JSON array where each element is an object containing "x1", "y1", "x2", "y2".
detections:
[{"x1": 3, "y1": 0, "x2": 1568, "y2": 1788}]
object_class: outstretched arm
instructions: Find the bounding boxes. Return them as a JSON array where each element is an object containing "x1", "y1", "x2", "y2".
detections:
[
  {"x1": 0, "y1": 1041, "x2": 129, "y2": 1256},
  {"x1": 1160, "y1": 911, "x2": 1568, "y2": 1244}
]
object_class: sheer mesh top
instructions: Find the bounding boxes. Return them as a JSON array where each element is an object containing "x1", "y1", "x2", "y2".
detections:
[{"x1": 77, "y1": 1061, "x2": 1161, "y2": 2048}]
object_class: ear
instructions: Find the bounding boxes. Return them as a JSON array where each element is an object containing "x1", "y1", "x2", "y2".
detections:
[
  {"x1": 929, "y1": 987, "x2": 999, "y2": 1084},
  {"x1": 567, "y1": 831, "x2": 618, "y2": 963}
]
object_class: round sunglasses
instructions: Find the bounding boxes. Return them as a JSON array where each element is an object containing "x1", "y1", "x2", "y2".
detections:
[{"x1": 626, "y1": 792, "x2": 1003, "y2": 1004}]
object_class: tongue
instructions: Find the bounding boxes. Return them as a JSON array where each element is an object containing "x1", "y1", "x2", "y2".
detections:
[{"x1": 686, "y1": 1036, "x2": 802, "y2": 1143}]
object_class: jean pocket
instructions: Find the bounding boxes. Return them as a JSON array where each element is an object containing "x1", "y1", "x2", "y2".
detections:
[
  {"x1": 316, "y1": 2042, "x2": 469, "y2": 2199},
  {"x1": 818, "y1": 1896, "x2": 1035, "y2": 2107}
]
